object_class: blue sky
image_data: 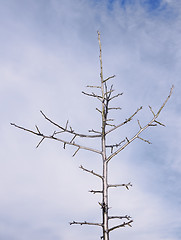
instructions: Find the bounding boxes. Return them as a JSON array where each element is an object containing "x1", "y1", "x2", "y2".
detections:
[{"x1": 0, "y1": 0, "x2": 181, "y2": 239}]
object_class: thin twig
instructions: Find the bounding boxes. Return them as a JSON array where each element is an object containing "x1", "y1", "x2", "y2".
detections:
[
  {"x1": 72, "y1": 147, "x2": 80, "y2": 157},
  {"x1": 154, "y1": 120, "x2": 165, "y2": 127},
  {"x1": 137, "y1": 136, "x2": 151, "y2": 144},
  {"x1": 70, "y1": 221, "x2": 102, "y2": 227},
  {"x1": 109, "y1": 92, "x2": 123, "y2": 101},
  {"x1": 89, "y1": 190, "x2": 103, "y2": 194},
  {"x1": 36, "y1": 137, "x2": 45, "y2": 148},
  {"x1": 103, "y1": 75, "x2": 116, "y2": 83},
  {"x1": 86, "y1": 85, "x2": 101, "y2": 88},
  {"x1": 108, "y1": 182, "x2": 132, "y2": 190},
  {"x1": 79, "y1": 165, "x2": 103, "y2": 179},
  {"x1": 108, "y1": 220, "x2": 133, "y2": 232},
  {"x1": 108, "y1": 107, "x2": 122, "y2": 110},
  {"x1": 108, "y1": 215, "x2": 131, "y2": 220}
]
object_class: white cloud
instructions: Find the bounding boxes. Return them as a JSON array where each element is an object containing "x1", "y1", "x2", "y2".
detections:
[{"x1": 0, "y1": 0, "x2": 180, "y2": 239}]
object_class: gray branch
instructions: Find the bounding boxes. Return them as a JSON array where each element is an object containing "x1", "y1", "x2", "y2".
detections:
[
  {"x1": 103, "y1": 75, "x2": 116, "y2": 83},
  {"x1": 108, "y1": 182, "x2": 132, "y2": 190},
  {"x1": 40, "y1": 110, "x2": 101, "y2": 138},
  {"x1": 108, "y1": 220, "x2": 133, "y2": 232},
  {"x1": 106, "y1": 85, "x2": 174, "y2": 162},
  {"x1": 89, "y1": 190, "x2": 103, "y2": 194},
  {"x1": 10, "y1": 123, "x2": 102, "y2": 155},
  {"x1": 108, "y1": 215, "x2": 132, "y2": 220},
  {"x1": 70, "y1": 221, "x2": 102, "y2": 227},
  {"x1": 79, "y1": 165, "x2": 103, "y2": 179},
  {"x1": 105, "y1": 106, "x2": 143, "y2": 135}
]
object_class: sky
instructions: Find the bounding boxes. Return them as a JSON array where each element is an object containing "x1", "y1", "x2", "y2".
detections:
[{"x1": 0, "y1": 0, "x2": 181, "y2": 239}]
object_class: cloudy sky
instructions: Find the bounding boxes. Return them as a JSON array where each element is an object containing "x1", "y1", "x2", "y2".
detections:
[{"x1": 0, "y1": 0, "x2": 181, "y2": 239}]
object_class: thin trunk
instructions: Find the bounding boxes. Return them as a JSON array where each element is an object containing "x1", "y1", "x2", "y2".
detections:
[{"x1": 98, "y1": 31, "x2": 109, "y2": 240}]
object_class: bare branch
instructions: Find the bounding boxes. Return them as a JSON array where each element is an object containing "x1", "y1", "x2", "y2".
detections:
[
  {"x1": 11, "y1": 123, "x2": 102, "y2": 154},
  {"x1": 108, "y1": 215, "x2": 132, "y2": 220},
  {"x1": 154, "y1": 120, "x2": 165, "y2": 127},
  {"x1": 108, "y1": 182, "x2": 132, "y2": 190},
  {"x1": 79, "y1": 165, "x2": 103, "y2": 179},
  {"x1": 72, "y1": 147, "x2": 80, "y2": 157},
  {"x1": 137, "y1": 136, "x2": 151, "y2": 144},
  {"x1": 108, "y1": 107, "x2": 122, "y2": 110},
  {"x1": 82, "y1": 91, "x2": 102, "y2": 101},
  {"x1": 69, "y1": 125, "x2": 74, "y2": 133},
  {"x1": 107, "y1": 85, "x2": 174, "y2": 162},
  {"x1": 70, "y1": 221, "x2": 102, "y2": 227},
  {"x1": 88, "y1": 129, "x2": 102, "y2": 134},
  {"x1": 70, "y1": 135, "x2": 76, "y2": 143},
  {"x1": 96, "y1": 108, "x2": 102, "y2": 114},
  {"x1": 105, "y1": 89, "x2": 114, "y2": 97},
  {"x1": 36, "y1": 137, "x2": 45, "y2": 148},
  {"x1": 89, "y1": 190, "x2": 103, "y2": 194},
  {"x1": 35, "y1": 125, "x2": 41, "y2": 134},
  {"x1": 105, "y1": 84, "x2": 114, "y2": 99},
  {"x1": 156, "y1": 85, "x2": 174, "y2": 116},
  {"x1": 148, "y1": 123, "x2": 157, "y2": 127},
  {"x1": 108, "y1": 220, "x2": 133, "y2": 232},
  {"x1": 149, "y1": 105, "x2": 155, "y2": 117},
  {"x1": 106, "y1": 119, "x2": 114, "y2": 122},
  {"x1": 106, "y1": 140, "x2": 125, "y2": 148},
  {"x1": 137, "y1": 119, "x2": 142, "y2": 129},
  {"x1": 109, "y1": 92, "x2": 123, "y2": 101},
  {"x1": 11, "y1": 123, "x2": 43, "y2": 136},
  {"x1": 86, "y1": 85, "x2": 101, "y2": 89},
  {"x1": 106, "y1": 123, "x2": 116, "y2": 127},
  {"x1": 105, "y1": 106, "x2": 143, "y2": 135},
  {"x1": 103, "y1": 75, "x2": 116, "y2": 83},
  {"x1": 40, "y1": 110, "x2": 101, "y2": 138},
  {"x1": 65, "y1": 120, "x2": 69, "y2": 130},
  {"x1": 106, "y1": 140, "x2": 125, "y2": 153}
]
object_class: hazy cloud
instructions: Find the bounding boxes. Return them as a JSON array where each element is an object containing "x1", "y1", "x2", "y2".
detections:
[{"x1": 0, "y1": 0, "x2": 180, "y2": 239}]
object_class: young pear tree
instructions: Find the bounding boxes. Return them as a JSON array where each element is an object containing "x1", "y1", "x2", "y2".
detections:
[{"x1": 11, "y1": 32, "x2": 173, "y2": 240}]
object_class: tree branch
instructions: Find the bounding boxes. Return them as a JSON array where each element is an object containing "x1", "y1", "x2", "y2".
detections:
[
  {"x1": 86, "y1": 85, "x2": 101, "y2": 89},
  {"x1": 39, "y1": 110, "x2": 101, "y2": 138},
  {"x1": 82, "y1": 91, "x2": 102, "y2": 101},
  {"x1": 109, "y1": 92, "x2": 123, "y2": 101},
  {"x1": 108, "y1": 182, "x2": 132, "y2": 190},
  {"x1": 70, "y1": 221, "x2": 102, "y2": 227},
  {"x1": 89, "y1": 190, "x2": 103, "y2": 194},
  {"x1": 79, "y1": 165, "x2": 103, "y2": 179},
  {"x1": 106, "y1": 85, "x2": 174, "y2": 162},
  {"x1": 137, "y1": 136, "x2": 151, "y2": 144},
  {"x1": 103, "y1": 75, "x2": 116, "y2": 83},
  {"x1": 108, "y1": 215, "x2": 132, "y2": 220},
  {"x1": 105, "y1": 106, "x2": 143, "y2": 135},
  {"x1": 36, "y1": 137, "x2": 45, "y2": 148},
  {"x1": 106, "y1": 140, "x2": 125, "y2": 153},
  {"x1": 108, "y1": 107, "x2": 122, "y2": 110},
  {"x1": 108, "y1": 220, "x2": 133, "y2": 232},
  {"x1": 10, "y1": 123, "x2": 102, "y2": 155}
]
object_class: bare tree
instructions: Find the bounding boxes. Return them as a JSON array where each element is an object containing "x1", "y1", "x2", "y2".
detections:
[{"x1": 11, "y1": 32, "x2": 174, "y2": 240}]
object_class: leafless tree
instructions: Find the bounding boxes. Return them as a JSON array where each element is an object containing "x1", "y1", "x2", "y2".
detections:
[{"x1": 11, "y1": 32, "x2": 174, "y2": 240}]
